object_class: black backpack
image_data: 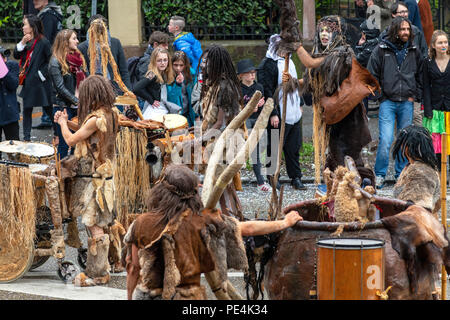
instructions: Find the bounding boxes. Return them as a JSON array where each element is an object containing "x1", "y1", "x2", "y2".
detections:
[{"x1": 127, "y1": 56, "x2": 143, "y2": 90}]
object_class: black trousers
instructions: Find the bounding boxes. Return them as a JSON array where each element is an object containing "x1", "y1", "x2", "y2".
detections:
[
  {"x1": 266, "y1": 119, "x2": 303, "y2": 180},
  {"x1": 0, "y1": 121, "x2": 20, "y2": 141}
]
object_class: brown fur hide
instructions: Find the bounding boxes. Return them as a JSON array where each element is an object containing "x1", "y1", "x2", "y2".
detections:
[
  {"x1": 334, "y1": 171, "x2": 361, "y2": 222},
  {"x1": 329, "y1": 166, "x2": 347, "y2": 199},
  {"x1": 273, "y1": 0, "x2": 302, "y2": 56},
  {"x1": 357, "y1": 186, "x2": 376, "y2": 222},
  {"x1": 123, "y1": 208, "x2": 247, "y2": 299},
  {"x1": 108, "y1": 220, "x2": 126, "y2": 272},
  {"x1": 85, "y1": 234, "x2": 110, "y2": 279},
  {"x1": 201, "y1": 210, "x2": 248, "y2": 283},
  {"x1": 381, "y1": 205, "x2": 450, "y2": 293},
  {"x1": 321, "y1": 58, "x2": 380, "y2": 125},
  {"x1": 393, "y1": 162, "x2": 440, "y2": 214}
]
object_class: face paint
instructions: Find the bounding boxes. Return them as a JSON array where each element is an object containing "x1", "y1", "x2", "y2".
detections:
[{"x1": 320, "y1": 26, "x2": 333, "y2": 47}]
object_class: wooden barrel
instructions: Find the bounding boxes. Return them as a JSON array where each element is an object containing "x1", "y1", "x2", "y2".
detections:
[{"x1": 317, "y1": 238, "x2": 385, "y2": 300}]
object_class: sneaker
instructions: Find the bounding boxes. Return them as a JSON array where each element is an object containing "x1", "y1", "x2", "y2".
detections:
[
  {"x1": 291, "y1": 177, "x2": 307, "y2": 190},
  {"x1": 258, "y1": 182, "x2": 272, "y2": 192},
  {"x1": 375, "y1": 176, "x2": 385, "y2": 189}
]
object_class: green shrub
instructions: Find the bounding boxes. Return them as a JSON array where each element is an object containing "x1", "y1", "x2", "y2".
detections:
[
  {"x1": 141, "y1": 0, "x2": 276, "y2": 28},
  {"x1": 0, "y1": 1, "x2": 108, "y2": 29}
]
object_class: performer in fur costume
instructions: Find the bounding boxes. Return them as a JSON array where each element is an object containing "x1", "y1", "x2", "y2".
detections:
[
  {"x1": 54, "y1": 75, "x2": 120, "y2": 286},
  {"x1": 282, "y1": 15, "x2": 379, "y2": 185},
  {"x1": 392, "y1": 125, "x2": 441, "y2": 215},
  {"x1": 123, "y1": 164, "x2": 302, "y2": 300},
  {"x1": 198, "y1": 45, "x2": 246, "y2": 220}
]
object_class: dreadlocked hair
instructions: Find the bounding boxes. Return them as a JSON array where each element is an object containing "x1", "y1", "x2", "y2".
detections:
[
  {"x1": 392, "y1": 125, "x2": 439, "y2": 171},
  {"x1": 78, "y1": 75, "x2": 116, "y2": 124},
  {"x1": 144, "y1": 164, "x2": 203, "y2": 224},
  {"x1": 87, "y1": 18, "x2": 133, "y2": 96},
  {"x1": 200, "y1": 45, "x2": 243, "y2": 117}
]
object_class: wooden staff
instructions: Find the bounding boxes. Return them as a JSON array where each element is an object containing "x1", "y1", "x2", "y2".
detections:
[
  {"x1": 441, "y1": 132, "x2": 448, "y2": 300},
  {"x1": 269, "y1": 54, "x2": 290, "y2": 221}
]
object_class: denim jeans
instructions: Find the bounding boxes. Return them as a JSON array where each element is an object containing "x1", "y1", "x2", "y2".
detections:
[
  {"x1": 53, "y1": 106, "x2": 77, "y2": 158},
  {"x1": 246, "y1": 117, "x2": 265, "y2": 185},
  {"x1": 374, "y1": 99, "x2": 413, "y2": 178}
]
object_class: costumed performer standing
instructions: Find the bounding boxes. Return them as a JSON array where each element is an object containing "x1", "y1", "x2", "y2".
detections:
[
  {"x1": 54, "y1": 75, "x2": 120, "y2": 286},
  {"x1": 284, "y1": 15, "x2": 379, "y2": 185},
  {"x1": 198, "y1": 45, "x2": 246, "y2": 220}
]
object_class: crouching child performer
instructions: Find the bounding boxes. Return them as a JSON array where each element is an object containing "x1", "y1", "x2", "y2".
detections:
[
  {"x1": 54, "y1": 75, "x2": 120, "y2": 286},
  {"x1": 123, "y1": 164, "x2": 302, "y2": 300}
]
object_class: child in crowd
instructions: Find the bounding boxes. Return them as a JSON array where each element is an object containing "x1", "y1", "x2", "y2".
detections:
[
  {"x1": 168, "y1": 16, "x2": 203, "y2": 73},
  {"x1": 0, "y1": 46, "x2": 20, "y2": 141},
  {"x1": 237, "y1": 58, "x2": 270, "y2": 192},
  {"x1": 133, "y1": 47, "x2": 181, "y2": 120},
  {"x1": 167, "y1": 51, "x2": 197, "y2": 127}
]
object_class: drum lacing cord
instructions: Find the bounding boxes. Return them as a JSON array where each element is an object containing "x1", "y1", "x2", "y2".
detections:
[{"x1": 243, "y1": 232, "x2": 281, "y2": 300}]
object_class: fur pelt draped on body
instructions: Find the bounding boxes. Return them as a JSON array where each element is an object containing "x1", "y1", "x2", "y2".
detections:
[
  {"x1": 123, "y1": 208, "x2": 248, "y2": 300},
  {"x1": 393, "y1": 161, "x2": 441, "y2": 214}
]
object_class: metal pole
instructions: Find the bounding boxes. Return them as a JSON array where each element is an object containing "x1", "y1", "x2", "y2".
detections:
[
  {"x1": 441, "y1": 132, "x2": 447, "y2": 300},
  {"x1": 91, "y1": 0, "x2": 98, "y2": 16}
]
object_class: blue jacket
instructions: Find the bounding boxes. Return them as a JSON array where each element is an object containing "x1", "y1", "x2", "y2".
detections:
[
  {"x1": 167, "y1": 67, "x2": 197, "y2": 127},
  {"x1": 173, "y1": 32, "x2": 202, "y2": 73},
  {"x1": 0, "y1": 60, "x2": 20, "y2": 126}
]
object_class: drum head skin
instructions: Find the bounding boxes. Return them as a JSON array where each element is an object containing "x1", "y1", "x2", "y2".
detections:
[
  {"x1": 317, "y1": 238, "x2": 385, "y2": 249},
  {"x1": 16, "y1": 143, "x2": 54, "y2": 157},
  {"x1": 149, "y1": 114, "x2": 188, "y2": 131},
  {"x1": 0, "y1": 140, "x2": 26, "y2": 153}
]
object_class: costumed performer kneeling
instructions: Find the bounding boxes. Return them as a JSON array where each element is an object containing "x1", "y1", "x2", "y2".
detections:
[
  {"x1": 123, "y1": 164, "x2": 302, "y2": 300},
  {"x1": 54, "y1": 75, "x2": 120, "y2": 286},
  {"x1": 392, "y1": 125, "x2": 441, "y2": 215}
]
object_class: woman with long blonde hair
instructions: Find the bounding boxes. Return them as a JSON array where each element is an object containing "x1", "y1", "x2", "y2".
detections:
[
  {"x1": 133, "y1": 47, "x2": 180, "y2": 120},
  {"x1": 49, "y1": 29, "x2": 87, "y2": 157},
  {"x1": 422, "y1": 30, "x2": 450, "y2": 165}
]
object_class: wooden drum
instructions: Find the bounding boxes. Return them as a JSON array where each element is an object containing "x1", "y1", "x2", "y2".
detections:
[
  {"x1": 317, "y1": 238, "x2": 385, "y2": 300},
  {"x1": 0, "y1": 140, "x2": 54, "y2": 164}
]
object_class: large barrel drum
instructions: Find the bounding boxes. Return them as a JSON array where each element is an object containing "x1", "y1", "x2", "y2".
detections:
[{"x1": 317, "y1": 238, "x2": 385, "y2": 300}]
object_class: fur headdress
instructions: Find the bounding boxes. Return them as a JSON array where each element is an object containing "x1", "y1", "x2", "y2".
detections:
[{"x1": 271, "y1": 0, "x2": 303, "y2": 57}]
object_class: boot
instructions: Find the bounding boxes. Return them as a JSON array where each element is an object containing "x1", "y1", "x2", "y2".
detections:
[{"x1": 73, "y1": 234, "x2": 110, "y2": 287}]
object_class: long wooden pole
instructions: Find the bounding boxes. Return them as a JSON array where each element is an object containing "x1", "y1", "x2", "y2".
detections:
[
  {"x1": 270, "y1": 54, "x2": 290, "y2": 221},
  {"x1": 441, "y1": 132, "x2": 447, "y2": 300}
]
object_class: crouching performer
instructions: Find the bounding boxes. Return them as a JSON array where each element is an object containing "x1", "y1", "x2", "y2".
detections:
[
  {"x1": 54, "y1": 75, "x2": 120, "y2": 286},
  {"x1": 123, "y1": 164, "x2": 302, "y2": 300}
]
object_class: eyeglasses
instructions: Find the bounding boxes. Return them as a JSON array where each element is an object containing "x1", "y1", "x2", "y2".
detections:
[
  {"x1": 396, "y1": 10, "x2": 409, "y2": 15},
  {"x1": 156, "y1": 58, "x2": 168, "y2": 63}
]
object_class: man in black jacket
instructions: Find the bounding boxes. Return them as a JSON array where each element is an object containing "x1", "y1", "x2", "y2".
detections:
[
  {"x1": 379, "y1": 2, "x2": 428, "y2": 58},
  {"x1": 32, "y1": 0, "x2": 63, "y2": 129},
  {"x1": 367, "y1": 16, "x2": 423, "y2": 189},
  {"x1": 78, "y1": 15, "x2": 132, "y2": 96}
]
